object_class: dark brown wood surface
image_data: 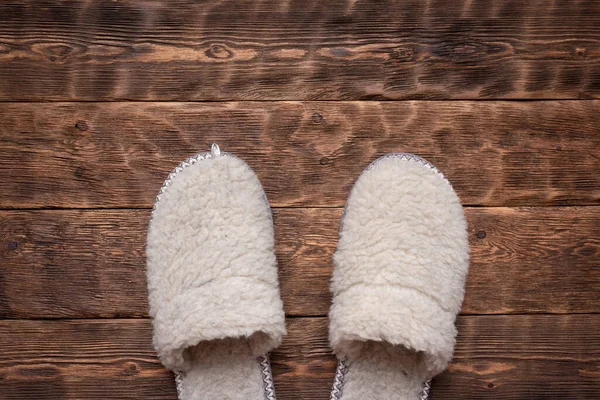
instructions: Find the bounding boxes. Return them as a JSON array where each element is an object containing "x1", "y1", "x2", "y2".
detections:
[
  {"x1": 1, "y1": 101, "x2": 599, "y2": 209},
  {"x1": 0, "y1": 316, "x2": 598, "y2": 399},
  {"x1": 1, "y1": 1, "x2": 599, "y2": 398},
  {"x1": 1, "y1": 207, "x2": 598, "y2": 318},
  {"x1": 1, "y1": 0, "x2": 599, "y2": 100}
]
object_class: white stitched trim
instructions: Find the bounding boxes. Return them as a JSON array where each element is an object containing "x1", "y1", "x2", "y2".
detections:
[
  {"x1": 150, "y1": 151, "x2": 212, "y2": 225},
  {"x1": 330, "y1": 362, "x2": 431, "y2": 400},
  {"x1": 259, "y1": 354, "x2": 277, "y2": 400},
  {"x1": 174, "y1": 371, "x2": 185, "y2": 398},
  {"x1": 330, "y1": 360, "x2": 348, "y2": 400},
  {"x1": 364, "y1": 152, "x2": 447, "y2": 181},
  {"x1": 420, "y1": 380, "x2": 432, "y2": 400}
]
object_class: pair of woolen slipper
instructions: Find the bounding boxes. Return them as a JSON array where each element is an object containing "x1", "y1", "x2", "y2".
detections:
[{"x1": 146, "y1": 144, "x2": 470, "y2": 400}]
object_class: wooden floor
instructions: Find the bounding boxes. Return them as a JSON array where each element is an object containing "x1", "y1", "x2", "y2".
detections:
[{"x1": 1, "y1": 1, "x2": 599, "y2": 399}]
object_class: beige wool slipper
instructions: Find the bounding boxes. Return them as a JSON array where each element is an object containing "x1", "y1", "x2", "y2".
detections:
[
  {"x1": 146, "y1": 144, "x2": 286, "y2": 400},
  {"x1": 329, "y1": 153, "x2": 470, "y2": 400}
]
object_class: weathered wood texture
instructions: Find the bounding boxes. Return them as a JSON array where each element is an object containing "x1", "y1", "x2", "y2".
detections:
[
  {"x1": 1, "y1": 207, "x2": 598, "y2": 318},
  {"x1": 1, "y1": 101, "x2": 599, "y2": 208},
  {"x1": 0, "y1": 0, "x2": 599, "y2": 100},
  {"x1": 430, "y1": 315, "x2": 600, "y2": 399},
  {"x1": 0, "y1": 316, "x2": 598, "y2": 399},
  {"x1": 0, "y1": 319, "x2": 177, "y2": 400}
]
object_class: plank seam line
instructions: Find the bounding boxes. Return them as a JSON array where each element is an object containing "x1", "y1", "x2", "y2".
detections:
[
  {"x1": 0, "y1": 204, "x2": 599, "y2": 212},
  {"x1": 0, "y1": 99, "x2": 598, "y2": 104},
  {"x1": 1, "y1": 312, "x2": 599, "y2": 322}
]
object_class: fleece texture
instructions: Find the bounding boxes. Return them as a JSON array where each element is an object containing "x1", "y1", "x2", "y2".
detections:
[
  {"x1": 146, "y1": 149, "x2": 285, "y2": 399},
  {"x1": 177, "y1": 338, "x2": 266, "y2": 399},
  {"x1": 329, "y1": 154, "x2": 470, "y2": 399}
]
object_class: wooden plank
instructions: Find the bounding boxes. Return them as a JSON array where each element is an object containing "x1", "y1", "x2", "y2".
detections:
[
  {"x1": 0, "y1": 0, "x2": 599, "y2": 100},
  {"x1": 0, "y1": 316, "x2": 598, "y2": 399},
  {"x1": 1, "y1": 101, "x2": 599, "y2": 208},
  {"x1": 277, "y1": 315, "x2": 600, "y2": 399},
  {"x1": 1, "y1": 207, "x2": 598, "y2": 318},
  {"x1": 432, "y1": 315, "x2": 600, "y2": 399},
  {"x1": 463, "y1": 207, "x2": 600, "y2": 315},
  {"x1": 0, "y1": 319, "x2": 177, "y2": 400}
]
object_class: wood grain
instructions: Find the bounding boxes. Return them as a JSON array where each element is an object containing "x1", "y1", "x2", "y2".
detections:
[
  {"x1": 430, "y1": 315, "x2": 600, "y2": 399},
  {"x1": 1, "y1": 207, "x2": 598, "y2": 318},
  {"x1": 0, "y1": 0, "x2": 599, "y2": 100},
  {"x1": 0, "y1": 319, "x2": 177, "y2": 400},
  {"x1": 0, "y1": 316, "x2": 598, "y2": 399},
  {"x1": 1, "y1": 2, "x2": 597, "y2": 399},
  {"x1": 1, "y1": 101, "x2": 599, "y2": 208}
]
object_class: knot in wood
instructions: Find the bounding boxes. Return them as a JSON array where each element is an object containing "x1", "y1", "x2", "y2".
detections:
[{"x1": 206, "y1": 44, "x2": 234, "y2": 59}]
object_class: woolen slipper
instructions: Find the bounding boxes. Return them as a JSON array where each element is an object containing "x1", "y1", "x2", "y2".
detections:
[
  {"x1": 329, "y1": 154, "x2": 470, "y2": 400},
  {"x1": 146, "y1": 144, "x2": 286, "y2": 400}
]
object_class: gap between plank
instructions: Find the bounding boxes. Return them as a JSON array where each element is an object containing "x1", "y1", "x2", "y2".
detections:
[
  {"x1": 0, "y1": 98, "x2": 597, "y2": 104},
  {"x1": 0, "y1": 204, "x2": 598, "y2": 211},
  {"x1": 1, "y1": 312, "x2": 599, "y2": 322}
]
